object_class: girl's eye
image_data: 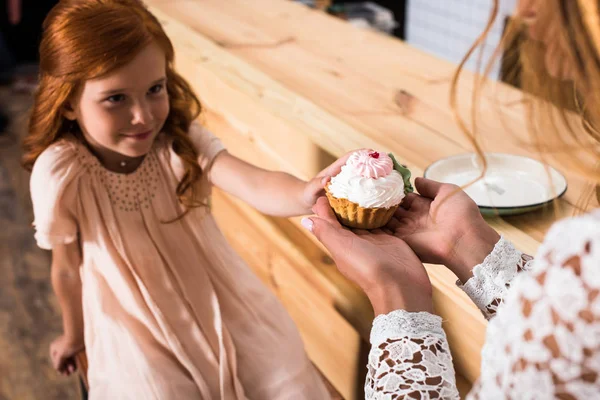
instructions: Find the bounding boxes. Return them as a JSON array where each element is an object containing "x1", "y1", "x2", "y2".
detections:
[
  {"x1": 106, "y1": 94, "x2": 126, "y2": 103},
  {"x1": 148, "y1": 84, "x2": 164, "y2": 95}
]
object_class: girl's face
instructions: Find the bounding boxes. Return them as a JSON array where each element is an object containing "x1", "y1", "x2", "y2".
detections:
[{"x1": 65, "y1": 42, "x2": 170, "y2": 161}]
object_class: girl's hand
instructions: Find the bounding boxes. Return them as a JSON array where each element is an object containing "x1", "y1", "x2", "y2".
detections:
[
  {"x1": 387, "y1": 177, "x2": 500, "y2": 283},
  {"x1": 301, "y1": 149, "x2": 365, "y2": 208},
  {"x1": 49, "y1": 335, "x2": 84, "y2": 377},
  {"x1": 301, "y1": 175, "x2": 332, "y2": 209},
  {"x1": 303, "y1": 197, "x2": 433, "y2": 315}
]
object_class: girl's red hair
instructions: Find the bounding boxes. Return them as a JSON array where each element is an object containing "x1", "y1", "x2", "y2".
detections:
[{"x1": 23, "y1": 0, "x2": 203, "y2": 208}]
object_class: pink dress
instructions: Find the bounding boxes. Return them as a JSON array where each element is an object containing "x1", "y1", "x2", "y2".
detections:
[{"x1": 30, "y1": 123, "x2": 329, "y2": 399}]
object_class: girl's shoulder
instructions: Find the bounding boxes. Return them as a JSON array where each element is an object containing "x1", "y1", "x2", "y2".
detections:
[
  {"x1": 30, "y1": 137, "x2": 85, "y2": 250},
  {"x1": 160, "y1": 121, "x2": 226, "y2": 172},
  {"x1": 187, "y1": 121, "x2": 226, "y2": 170},
  {"x1": 33, "y1": 136, "x2": 81, "y2": 174},
  {"x1": 31, "y1": 136, "x2": 85, "y2": 191}
]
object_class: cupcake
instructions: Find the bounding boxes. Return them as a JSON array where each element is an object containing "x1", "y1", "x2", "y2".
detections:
[{"x1": 325, "y1": 150, "x2": 413, "y2": 229}]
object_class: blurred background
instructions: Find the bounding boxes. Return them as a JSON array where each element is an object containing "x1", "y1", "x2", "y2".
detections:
[{"x1": 299, "y1": 0, "x2": 518, "y2": 80}]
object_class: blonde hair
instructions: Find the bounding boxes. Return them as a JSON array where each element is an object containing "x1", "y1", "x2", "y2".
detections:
[{"x1": 450, "y1": 0, "x2": 600, "y2": 209}]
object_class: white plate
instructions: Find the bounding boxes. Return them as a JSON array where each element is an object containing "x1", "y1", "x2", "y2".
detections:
[{"x1": 424, "y1": 153, "x2": 568, "y2": 216}]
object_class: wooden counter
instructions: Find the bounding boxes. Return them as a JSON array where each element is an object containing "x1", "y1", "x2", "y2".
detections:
[{"x1": 143, "y1": 1, "x2": 589, "y2": 398}]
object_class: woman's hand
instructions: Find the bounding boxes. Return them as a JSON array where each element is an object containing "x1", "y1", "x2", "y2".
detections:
[
  {"x1": 388, "y1": 177, "x2": 500, "y2": 283},
  {"x1": 303, "y1": 197, "x2": 433, "y2": 316}
]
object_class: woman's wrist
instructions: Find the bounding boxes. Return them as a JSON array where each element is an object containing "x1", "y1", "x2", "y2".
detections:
[
  {"x1": 368, "y1": 280, "x2": 434, "y2": 316},
  {"x1": 447, "y1": 225, "x2": 500, "y2": 284}
]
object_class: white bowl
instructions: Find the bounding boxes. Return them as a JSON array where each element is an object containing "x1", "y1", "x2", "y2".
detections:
[{"x1": 424, "y1": 153, "x2": 568, "y2": 216}]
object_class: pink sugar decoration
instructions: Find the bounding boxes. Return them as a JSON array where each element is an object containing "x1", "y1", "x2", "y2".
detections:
[{"x1": 347, "y1": 149, "x2": 393, "y2": 179}]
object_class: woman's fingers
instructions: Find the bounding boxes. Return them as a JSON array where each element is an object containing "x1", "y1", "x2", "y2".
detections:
[
  {"x1": 312, "y1": 197, "x2": 342, "y2": 228},
  {"x1": 399, "y1": 192, "x2": 418, "y2": 210}
]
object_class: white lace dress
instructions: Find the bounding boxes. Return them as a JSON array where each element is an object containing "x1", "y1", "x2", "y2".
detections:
[{"x1": 366, "y1": 210, "x2": 600, "y2": 399}]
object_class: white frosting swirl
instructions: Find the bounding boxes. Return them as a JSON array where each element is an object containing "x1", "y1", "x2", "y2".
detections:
[{"x1": 328, "y1": 164, "x2": 406, "y2": 208}]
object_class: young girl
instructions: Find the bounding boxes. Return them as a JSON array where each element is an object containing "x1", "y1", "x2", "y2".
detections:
[{"x1": 24, "y1": 0, "x2": 344, "y2": 398}]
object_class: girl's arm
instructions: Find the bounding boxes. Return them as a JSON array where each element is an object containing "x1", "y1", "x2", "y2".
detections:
[
  {"x1": 208, "y1": 151, "x2": 351, "y2": 217},
  {"x1": 51, "y1": 241, "x2": 85, "y2": 352}
]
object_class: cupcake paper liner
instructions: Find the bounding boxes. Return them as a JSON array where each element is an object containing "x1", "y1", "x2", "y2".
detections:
[{"x1": 325, "y1": 185, "x2": 399, "y2": 230}]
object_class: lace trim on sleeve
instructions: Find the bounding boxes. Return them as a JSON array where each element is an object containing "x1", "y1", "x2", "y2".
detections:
[
  {"x1": 366, "y1": 310, "x2": 460, "y2": 399},
  {"x1": 458, "y1": 236, "x2": 533, "y2": 319}
]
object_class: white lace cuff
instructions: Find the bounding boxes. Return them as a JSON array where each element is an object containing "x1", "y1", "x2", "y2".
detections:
[
  {"x1": 458, "y1": 236, "x2": 533, "y2": 319},
  {"x1": 370, "y1": 309, "x2": 445, "y2": 346},
  {"x1": 367, "y1": 310, "x2": 459, "y2": 399}
]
